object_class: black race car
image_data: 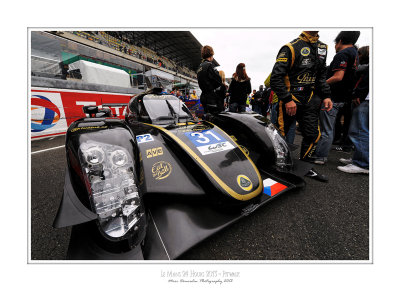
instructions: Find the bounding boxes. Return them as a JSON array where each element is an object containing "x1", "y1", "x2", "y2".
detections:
[{"x1": 53, "y1": 88, "x2": 311, "y2": 260}]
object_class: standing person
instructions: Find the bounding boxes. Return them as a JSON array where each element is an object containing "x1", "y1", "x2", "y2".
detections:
[
  {"x1": 196, "y1": 45, "x2": 225, "y2": 114},
  {"x1": 271, "y1": 31, "x2": 333, "y2": 181},
  {"x1": 228, "y1": 63, "x2": 252, "y2": 113},
  {"x1": 251, "y1": 85, "x2": 264, "y2": 115},
  {"x1": 218, "y1": 70, "x2": 228, "y2": 111},
  {"x1": 338, "y1": 46, "x2": 369, "y2": 174},
  {"x1": 313, "y1": 31, "x2": 360, "y2": 164},
  {"x1": 265, "y1": 73, "x2": 296, "y2": 143},
  {"x1": 190, "y1": 90, "x2": 198, "y2": 100}
]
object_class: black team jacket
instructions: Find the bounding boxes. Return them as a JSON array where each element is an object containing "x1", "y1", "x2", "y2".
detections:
[{"x1": 270, "y1": 31, "x2": 331, "y2": 104}]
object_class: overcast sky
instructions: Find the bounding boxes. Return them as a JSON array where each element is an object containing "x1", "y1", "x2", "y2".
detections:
[{"x1": 191, "y1": 28, "x2": 371, "y2": 91}]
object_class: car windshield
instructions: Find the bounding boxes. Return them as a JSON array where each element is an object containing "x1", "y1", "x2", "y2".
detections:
[{"x1": 143, "y1": 97, "x2": 192, "y2": 124}]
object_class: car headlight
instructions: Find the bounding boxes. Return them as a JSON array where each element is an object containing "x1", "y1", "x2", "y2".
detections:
[
  {"x1": 265, "y1": 123, "x2": 293, "y2": 169},
  {"x1": 78, "y1": 141, "x2": 145, "y2": 239}
]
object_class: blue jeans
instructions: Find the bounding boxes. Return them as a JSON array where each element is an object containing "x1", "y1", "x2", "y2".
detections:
[
  {"x1": 229, "y1": 103, "x2": 246, "y2": 113},
  {"x1": 314, "y1": 102, "x2": 344, "y2": 158},
  {"x1": 252, "y1": 104, "x2": 262, "y2": 114},
  {"x1": 270, "y1": 102, "x2": 278, "y2": 126},
  {"x1": 348, "y1": 101, "x2": 369, "y2": 169},
  {"x1": 285, "y1": 120, "x2": 296, "y2": 144},
  {"x1": 271, "y1": 102, "x2": 295, "y2": 144}
]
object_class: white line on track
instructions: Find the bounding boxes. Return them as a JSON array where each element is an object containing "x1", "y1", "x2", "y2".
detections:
[{"x1": 31, "y1": 145, "x2": 65, "y2": 154}]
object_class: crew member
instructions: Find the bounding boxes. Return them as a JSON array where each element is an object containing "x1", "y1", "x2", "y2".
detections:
[
  {"x1": 271, "y1": 31, "x2": 333, "y2": 181},
  {"x1": 196, "y1": 45, "x2": 225, "y2": 114}
]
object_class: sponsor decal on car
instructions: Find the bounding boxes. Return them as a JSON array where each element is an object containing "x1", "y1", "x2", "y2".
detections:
[
  {"x1": 237, "y1": 175, "x2": 253, "y2": 191},
  {"x1": 263, "y1": 178, "x2": 287, "y2": 196},
  {"x1": 151, "y1": 161, "x2": 172, "y2": 180},
  {"x1": 146, "y1": 147, "x2": 163, "y2": 158},
  {"x1": 300, "y1": 47, "x2": 311, "y2": 56},
  {"x1": 186, "y1": 129, "x2": 236, "y2": 155},
  {"x1": 70, "y1": 126, "x2": 108, "y2": 132},
  {"x1": 136, "y1": 134, "x2": 154, "y2": 144},
  {"x1": 239, "y1": 145, "x2": 250, "y2": 156},
  {"x1": 197, "y1": 141, "x2": 235, "y2": 155}
]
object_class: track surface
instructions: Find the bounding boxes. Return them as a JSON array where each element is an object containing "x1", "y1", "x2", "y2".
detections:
[{"x1": 30, "y1": 134, "x2": 369, "y2": 260}]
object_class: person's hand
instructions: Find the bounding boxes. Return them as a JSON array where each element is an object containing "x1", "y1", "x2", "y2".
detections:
[
  {"x1": 321, "y1": 98, "x2": 333, "y2": 111},
  {"x1": 285, "y1": 100, "x2": 297, "y2": 116},
  {"x1": 352, "y1": 98, "x2": 361, "y2": 107}
]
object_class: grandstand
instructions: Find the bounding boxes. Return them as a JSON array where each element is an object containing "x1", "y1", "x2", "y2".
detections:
[
  {"x1": 67, "y1": 31, "x2": 211, "y2": 80},
  {"x1": 31, "y1": 31, "x2": 218, "y2": 93}
]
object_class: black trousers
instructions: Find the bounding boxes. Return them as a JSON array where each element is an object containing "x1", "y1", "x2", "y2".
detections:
[{"x1": 277, "y1": 96, "x2": 321, "y2": 160}]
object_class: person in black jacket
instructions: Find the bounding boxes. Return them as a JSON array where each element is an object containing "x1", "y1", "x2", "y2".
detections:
[
  {"x1": 271, "y1": 31, "x2": 332, "y2": 160},
  {"x1": 228, "y1": 63, "x2": 252, "y2": 112},
  {"x1": 196, "y1": 45, "x2": 225, "y2": 114},
  {"x1": 271, "y1": 31, "x2": 333, "y2": 181}
]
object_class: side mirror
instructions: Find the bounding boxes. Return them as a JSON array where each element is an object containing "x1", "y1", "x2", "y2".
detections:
[{"x1": 83, "y1": 106, "x2": 99, "y2": 118}]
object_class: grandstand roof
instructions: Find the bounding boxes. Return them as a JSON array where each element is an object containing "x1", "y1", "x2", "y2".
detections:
[{"x1": 108, "y1": 31, "x2": 219, "y2": 71}]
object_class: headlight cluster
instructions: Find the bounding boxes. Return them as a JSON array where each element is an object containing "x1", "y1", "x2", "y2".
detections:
[
  {"x1": 79, "y1": 141, "x2": 144, "y2": 239},
  {"x1": 265, "y1": 123, "x2": 293, "y2": 169}
]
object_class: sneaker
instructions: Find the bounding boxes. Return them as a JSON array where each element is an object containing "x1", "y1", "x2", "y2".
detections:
[
  {"x1": 314, "y1": 157, "x2": 327, "y2": 165},
  {"x1": 339, "y1": 158, "x2": 352, "y2": 165},
  {"x1": 337, "y1": 164, "x2": 369, "y2": 174},
  {"x1": 302, "y1": 156, "x2": 316, "y2": 163},
  {"x1": 305, "y1": 168, "x2": 329, "y2": 182}
]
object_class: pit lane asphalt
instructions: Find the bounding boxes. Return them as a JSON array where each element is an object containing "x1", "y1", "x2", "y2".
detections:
[{"x1": 30, "y1": 134, "x2": 370, "y2": 261}]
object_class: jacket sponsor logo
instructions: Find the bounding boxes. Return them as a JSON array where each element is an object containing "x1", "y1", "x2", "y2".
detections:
[
  {"x1": 278, "y1": 51, "x2": 287, "y2": 58},
  {"x1": 276, "y1": 58, "x2": 288, "y2": 62},
  {"x1": 300, "y1": 47, "x2": 311, "y2": 56},
  {"x1": 237, "y1": 175, "x2": 253, "y2": 191},
  {"x1": 297, "y1": 73, "x2": 316, "y2": 84},
  {"x1": 146, "y1": 147, "x2": 163, "y2": 158},
  {"x1": 136, "y1": 134, "x2": 154, "y2": 144},
  {"x1": 301, "y1": 58, "x2": 311, "y2": 66},
  {"x1": 318, "y1": 48, "x2": 327, "y2": 56},
  {"x1": 151, "y1": 161, "x2": 172, "y2": 180}
]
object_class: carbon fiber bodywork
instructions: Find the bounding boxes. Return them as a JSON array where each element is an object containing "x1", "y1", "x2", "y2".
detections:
[{"x1": 53, "y1": 89, "x2": 311, "y2": 260}]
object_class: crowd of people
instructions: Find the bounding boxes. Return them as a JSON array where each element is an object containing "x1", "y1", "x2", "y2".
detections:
[
  {"x1": 196, "y1": 31, "x2": 370, "y2": 181},
  {"x1": 71, "y1": 31, "x2": 197, "y2": 79}
]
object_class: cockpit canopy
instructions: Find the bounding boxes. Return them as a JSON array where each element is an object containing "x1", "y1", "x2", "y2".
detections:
[{"x1": 127, "y1": 92, "x2": 193, "y2": 125}]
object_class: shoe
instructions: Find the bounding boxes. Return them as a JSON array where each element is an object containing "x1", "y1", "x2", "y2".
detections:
[
  {"x1": 337, "y1": 164, "x2": 369, "y2": 174},
  {"x1": 339, "y1": 158, "x2": 352, "y2": 165},
  {"x1": 314, "y1": 157, "x2": 327, "y2": 165},
  {"x1": 302, "y1": 156, "x2": 316, "y2": 163},
  {"x1": 305, "y1": 168, "x2": 329, "y2": 182}
]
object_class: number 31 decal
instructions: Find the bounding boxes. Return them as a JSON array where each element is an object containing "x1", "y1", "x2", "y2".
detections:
[{"x1": 186, "y1": 130, "x2": 225, "y2": 146}]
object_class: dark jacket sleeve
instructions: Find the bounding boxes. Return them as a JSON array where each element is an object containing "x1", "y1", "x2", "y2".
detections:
[
  {"x1": 208, "y1": 64, "x2": 223, "y2": 90},
  {"x1": 246, "y1": 80, "x2": 252, "y2": 94},
  {"x1": 352, "y1": 64, "x2": 369, "y2": 101},
  {"x1": 270, "y1": 46, "x2": 293, "y2": 104},
  {"x1": 315, "y1": 57, "x2": 331, "y2": 100}
]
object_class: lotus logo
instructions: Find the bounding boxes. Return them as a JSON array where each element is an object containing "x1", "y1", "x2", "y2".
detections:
[
  {"x1": 31, "y1": 95, "x2": 61, "y2": 132},
  {"x1": 237, "y1": 175, "x2": 253, "y2": 191},
  {"x1": 151, "y1": 161, "x2": 172, "y2": 180}
]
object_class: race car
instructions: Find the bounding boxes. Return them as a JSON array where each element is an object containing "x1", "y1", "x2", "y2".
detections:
[{"x1": 53, "y1": 87, "x2": 311, "y2": 260}]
